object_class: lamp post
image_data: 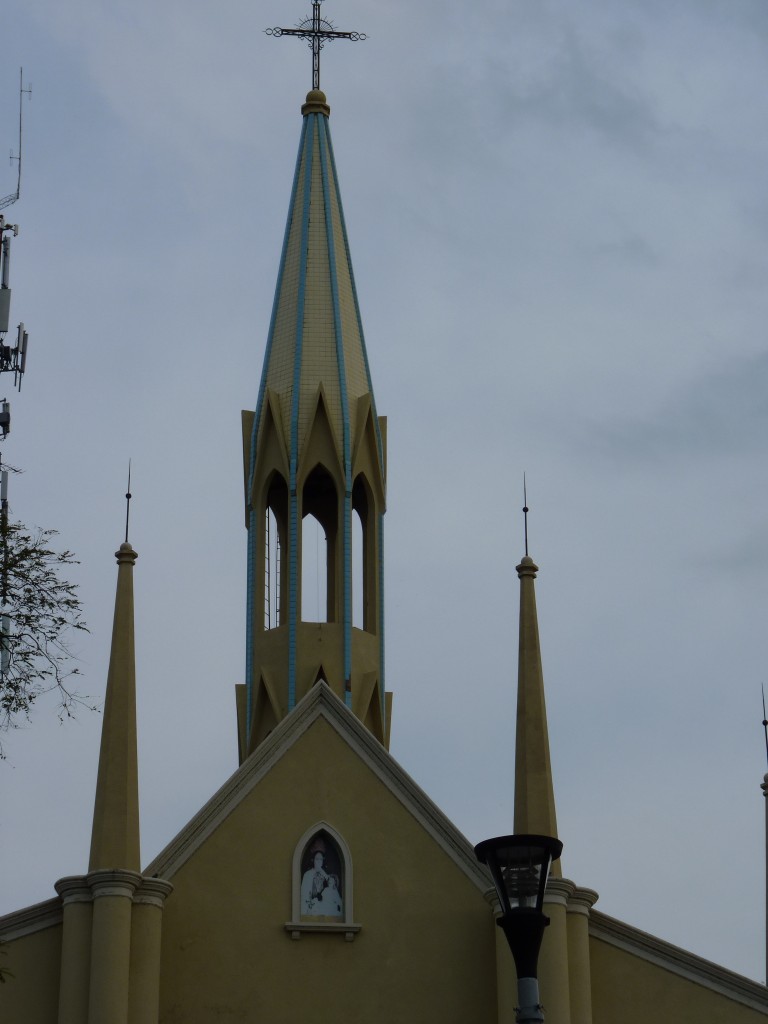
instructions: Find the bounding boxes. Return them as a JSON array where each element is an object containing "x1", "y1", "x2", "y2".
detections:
[{"x1": 474, "y1": 834, "x2": 563, "y2": 1024}]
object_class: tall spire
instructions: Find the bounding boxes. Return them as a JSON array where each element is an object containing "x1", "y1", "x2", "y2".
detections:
[
  {"x1": 240, "y1": 90, "x2": 388, "y2": 758},
  {"x1": 513, "y1": 510, "x2": 559, "y2": 874},
  {"x1": 89, "y1": 540, "x2": 140, "y2": 871}
]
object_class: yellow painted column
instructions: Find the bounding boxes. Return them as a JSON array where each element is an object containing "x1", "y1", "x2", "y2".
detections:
[
  {"x1": 128, "y1": 879, "x2": 173, "y2": 1024},
  {"x1": 539, "y1": 877, "x2": 573, "y2": 1024},
  {"x1": 55, "y1": 876, "x2": 93, "y2": 1024},
  {"x1": 484, "y1": 890, "x2": 517, "y2": 1024},
  {"x1": 87, "y1": 870, "x2": 140, "y2": 1024},
  {"x1": 567, "y1": 886, "x2": 599, "y2": 1024}
]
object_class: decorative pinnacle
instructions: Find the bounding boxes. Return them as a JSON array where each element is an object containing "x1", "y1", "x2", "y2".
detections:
[
  {"x1": 762, "y1": 684, "x2": 768, "y2": 771},
  {"x1": 124, "y1": 460, "x2": 132, "y2": 545},
  {"x1": 266, "y1": 0, "x2": 367, "y2": 92},
  {"x1": 523, "y1": 473, "x2": 529, "y2": 558}
]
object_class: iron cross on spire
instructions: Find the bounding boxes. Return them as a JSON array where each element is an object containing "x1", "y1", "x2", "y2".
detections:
[{"x1": 266, "y1": 1, "x2": 367, "y2": 92}]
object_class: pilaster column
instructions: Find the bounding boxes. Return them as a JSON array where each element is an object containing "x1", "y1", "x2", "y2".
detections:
[
  {"x1": 128, "y1": 878, "x2": 174, "y2": 1024},
  {"x1": 87, "y1": 869, "x2": 141, "y2": 1024},
  {"x1": 566, "y1": 885, "x2": 599, "y2": 1024},
  {"x1": 484, "y1": 888, "x2": 516, "y2": 1024},
  {"x1": 55, "y1": 876, "x2": 93, "y2": 1024},
  {"x1": 539, "y1": 876, "x2": 574, "y2": 1024}
]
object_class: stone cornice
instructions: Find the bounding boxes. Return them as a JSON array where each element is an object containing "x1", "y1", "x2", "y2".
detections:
[
  {"x1": 0, "y1": 898, "x2": 62, "y2": 941},
  {"x1": 590, "y1": 909, "x2": 768, "y2": 1014},
  {"x1": 145, "y1": 682, "x2": 490, "y2": 892},
  {"x1": 1, "y1": 871, "x2": 173, "y2": 940}
]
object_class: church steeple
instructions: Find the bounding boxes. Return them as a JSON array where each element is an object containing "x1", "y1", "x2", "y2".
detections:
[
  {"x1": 240, "y1": 90, "x2": 388, "y2": 759},
  {"x1": 89, "y1": 540, "x2": 140, "y2": 872},
  {"x1": 513, "y1": 548, "x2": 560, "y2": 876}
]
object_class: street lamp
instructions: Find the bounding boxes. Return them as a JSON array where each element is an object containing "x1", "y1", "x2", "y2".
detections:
[{"x1": 474, "y1": 834, "x2": 563, "y2": 1024}]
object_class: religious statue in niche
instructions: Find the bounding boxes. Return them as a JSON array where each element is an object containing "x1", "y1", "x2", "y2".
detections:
[{"x1": 300, "y1": 833, "x2": 343, "y2": 918}]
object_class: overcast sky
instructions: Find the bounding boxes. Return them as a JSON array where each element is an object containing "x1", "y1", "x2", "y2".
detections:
[{"x1": 1, "y1": 0, "x2": 768, "y2": 985}]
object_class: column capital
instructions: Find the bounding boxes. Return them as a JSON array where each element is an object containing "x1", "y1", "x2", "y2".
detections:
[
  {"x1": 544, "y1": 876, "x2": 575, "y2": 908},
  {"x1": 87, "y1": 868, "x2": 143, "y2": 899},
  {"x1": 55, "y1": 875, "x2": 92, "y2": 905},
  {"x1": 567, "y1": 885, "x2": 599, "y2": 916},
  {"x1": 482, "y1": 886, "x2": 501, "y2": 917},
  {"x1": 133, "y1": 877, "x2": 174, "y2": 908}
]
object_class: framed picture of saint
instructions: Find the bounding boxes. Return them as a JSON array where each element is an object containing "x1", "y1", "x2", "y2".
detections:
[{"x1": 300, "y1": 832, "x2": 344, "y2": 919}]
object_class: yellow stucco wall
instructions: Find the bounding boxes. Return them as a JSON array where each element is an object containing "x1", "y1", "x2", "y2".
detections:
[
  {"x1": 157, "y1": 716, "x2": 498, "y2": 1024},
  {"x1": 590, "y1": 936, "x2": 768, "y2": 1023},
  {"x1": 0, "y1": 922, "x2": 61, "y2": 1024}
]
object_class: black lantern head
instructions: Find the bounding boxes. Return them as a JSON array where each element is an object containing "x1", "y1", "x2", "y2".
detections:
[{"x1": 474, "y1": 834, "x2": 563, "y2": 917}]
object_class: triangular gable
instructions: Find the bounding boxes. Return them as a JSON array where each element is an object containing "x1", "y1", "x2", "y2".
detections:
[
  {"x1": 351, "y1": 393, "x2": 385, "y2": 505},
  {"x1": 145, "y1": 682, "x2": 488, "y2": 892},
  {"x1": 297, "y1": 384, "x2": 344, "y2": 486}
]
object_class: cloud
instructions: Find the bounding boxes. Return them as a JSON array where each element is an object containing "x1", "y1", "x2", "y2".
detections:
[{"x1": 578, "y1": 350, "x2": 768, "y2": 464}]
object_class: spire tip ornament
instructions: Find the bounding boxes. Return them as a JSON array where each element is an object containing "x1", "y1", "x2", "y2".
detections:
[
  {"x1": 124, "y1": 459, "x2": 132, "y2": 545},
  {"x1": 266, "y1": 0, "x2": 367, "y2": 92}
]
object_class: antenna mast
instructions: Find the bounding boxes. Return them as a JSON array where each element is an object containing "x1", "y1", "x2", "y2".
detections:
[
  {"x1": 0, "y1": 70, "x2": 32, "y2": 393},
  {"x1": 1, "y1": 69, "x2": 31, "y2": 213},
  {"x1": 761, "y1": 687, "x2": 768, "y2": 984}
]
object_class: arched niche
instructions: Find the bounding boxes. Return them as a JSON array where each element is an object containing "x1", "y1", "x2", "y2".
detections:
[
  {"x1": 286, "y1": 822, "x2": 360, "y2": 941},
  {"x1": 301, "y1": 464, "x2": 339, "y2": 623}
]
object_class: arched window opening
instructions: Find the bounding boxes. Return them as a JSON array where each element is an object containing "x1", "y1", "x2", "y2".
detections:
[
  {"x1": 263, "y1": 474, "x2": 287, "y2": 630},
  {"x1": 352, "y1": 509, "x2": 364, "y2": 629},
  {"x1": 352, "y1": 475, "x2": 374, "y2": 632},
  {"x1": 264, "y1": 506, "x2": 281, "y2": 629},
  {"x1": 302, "y1": 465, "x2": 338, "y2": 623},
  {"x1": 301, "y1": 514, "x2": 327, "y2": 622}
]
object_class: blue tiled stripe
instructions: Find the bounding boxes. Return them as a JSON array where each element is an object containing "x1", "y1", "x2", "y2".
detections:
[
  {"x1": 287, "y1": 114, "x2": 317, "y2": 710},
  {"x1": 325, "y1": 120, "x2": 384, "y2": 469},
  {"x1": 246, "y1": 116, "x2": 309, "y2": 743},
  {"x1": 318, "y1": 116, "x2": 353, "y2": 707}
]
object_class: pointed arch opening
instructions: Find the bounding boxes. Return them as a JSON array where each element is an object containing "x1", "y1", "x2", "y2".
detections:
[
  {"x1": 263, "y1": 472, "x2": 288, "y2": 630},
  {"x1": 352, "y1": 474, "x2": 376, "y2": 633},
  {"x1": 352, "y1": 507, "x2": 363, "y2": 629},
  {"x1": 301, "y1": 465, "x2": 338, "y2": 623}
]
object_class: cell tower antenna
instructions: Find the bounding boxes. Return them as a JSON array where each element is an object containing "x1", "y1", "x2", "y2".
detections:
[{"x1": 1, "y1": 69, "x2": 31, "y2": 213}]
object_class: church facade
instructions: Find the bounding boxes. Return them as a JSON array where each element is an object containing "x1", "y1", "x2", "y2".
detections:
[{"x1": 1, "y1": 86, "x2": 767, "y2": 1024}]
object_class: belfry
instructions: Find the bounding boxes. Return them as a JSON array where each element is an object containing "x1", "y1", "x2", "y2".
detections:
[
  {"x1": 239, "y1": 85, "x2": 389, "y2": 758},
  {"x1": 2, "y1": 12, "x2": 768, "y2": 1024}
]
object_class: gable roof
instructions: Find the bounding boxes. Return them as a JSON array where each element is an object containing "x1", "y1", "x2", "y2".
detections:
[{"x1": 144, "y1": 681, "x2": 490, "y2": 891}]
